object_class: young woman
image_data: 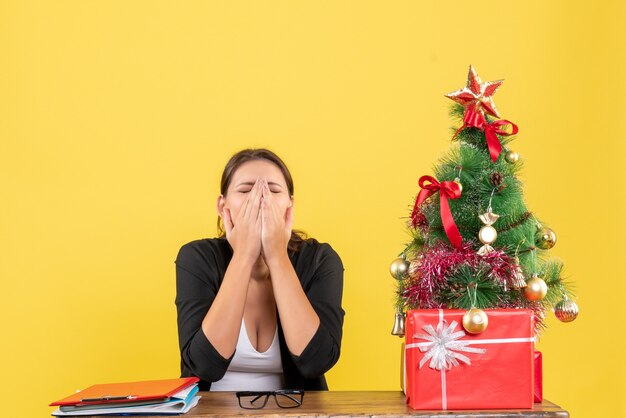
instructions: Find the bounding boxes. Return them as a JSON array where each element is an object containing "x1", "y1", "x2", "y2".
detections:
[{"x1": 175, "y1": 149, "x2": 344, "y2": 392}]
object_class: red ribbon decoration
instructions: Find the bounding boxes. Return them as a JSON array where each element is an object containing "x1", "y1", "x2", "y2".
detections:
[
  {"x1": 482, "y1": 119, "x2": 519, "y2": 162},
  {"x1": 452, "y1": 107, "x2": 519, "y2": 163},
  {"x1": 451, "y1": 106, "x2": 487, "y2": 141},
  {"x1": 411, "y1": 175, "x2": 463, "y2": 248},
  {"x1": 463, "y1": 105, "x2": 486, "y2": 128}
]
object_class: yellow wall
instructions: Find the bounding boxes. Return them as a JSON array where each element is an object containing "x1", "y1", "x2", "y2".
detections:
[{"x1": 2, "y1": 1, "x2": 624, "y2": 417}]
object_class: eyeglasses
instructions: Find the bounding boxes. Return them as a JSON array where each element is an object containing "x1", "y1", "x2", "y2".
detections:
[{"x1": 236, "y1": 390, "x2": 304, "y2": 409}]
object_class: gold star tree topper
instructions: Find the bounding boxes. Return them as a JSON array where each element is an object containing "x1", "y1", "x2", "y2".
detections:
[{"x1": 445, "y1": 65, "x2": 504, "y2": 119}]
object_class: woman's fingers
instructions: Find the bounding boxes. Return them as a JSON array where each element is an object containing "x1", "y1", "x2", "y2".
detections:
[
  {"x1": 226, "y1": 180, "x2": 264, "y2": 261},
  {"x1": 239, "y1": 178, "x2": 252, "y2": 219},
  {"x1": 223, "y1": 208, "x2": 234, "y2": 237},
  {"x1": 260, "y1": 180, "x2": 293, "y2": 259},
  {"x1": 261, "y1": 179, "x2": 279, "y2": 224},
  {"x1": 285, "y1": 204, "x2": 294, "y2": 233},
  {"x1": 238, "y1": 181, "x2": 254, "y2": 221},
  {"x1": 256, "y1": 180, "x2": 266, "y2": 226},
  {"x1": 240, "y1": 179, "x2": 254, "y2": 219},
  {"x1": 245, "y1": 178, "x2": 263, "y2": 221},
  {"x1": 260, "y1": 180, "x2": 270, "y2": 224},
  {"x1": 263, "y1": 179, "x2": 281, "y2": 217},
  {"x1": 261, "y1": 178, "x2": 289, "y2": 231},
  {"x1": 261, "y1": 178, "x2": 271, "y2": 206}
]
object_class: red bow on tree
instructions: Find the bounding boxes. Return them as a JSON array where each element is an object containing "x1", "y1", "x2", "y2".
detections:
[
  {"x1": 480, "y1": 118, "x2": 519, "y2": 163},
  {"x1": 410, "y1": 175, "x2": 463, "y2": 248},
  {"x1": 453, "y1": 108, "x2": 519, "y2": 163}
]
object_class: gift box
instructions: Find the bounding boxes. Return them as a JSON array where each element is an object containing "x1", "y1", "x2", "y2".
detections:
[
  {"x1": 405, "y1": 309, "x2": 535, "y2": 410},
  {"x1": 534, "y1": 350, "x2": 543, "y2": 402}
]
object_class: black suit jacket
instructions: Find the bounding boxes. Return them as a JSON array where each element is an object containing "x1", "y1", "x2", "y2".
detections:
[{"x1": 174, "y1": 237, "x2": 344, "y2": 391}]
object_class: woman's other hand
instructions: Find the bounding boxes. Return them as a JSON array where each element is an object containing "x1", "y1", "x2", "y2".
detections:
[
  {"x1": 260, "y1": 178, "x2": 293, "y2": 262},
  {"x1": 223, "y1": 178, "x2": 263, "y2": 263}
]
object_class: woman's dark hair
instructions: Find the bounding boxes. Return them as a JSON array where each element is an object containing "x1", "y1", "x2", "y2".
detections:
[{"x1": 217, "y1": 148, "x2": 311, "y2": 252}]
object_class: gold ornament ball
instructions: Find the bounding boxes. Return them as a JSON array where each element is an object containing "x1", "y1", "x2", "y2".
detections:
[
  {"x1": 454, "y1": 177, "x2": 463, "y2": 194},
  {"x1": 479, "y1": 225, "x2": 498, "y2": 245},
  {"x1": 390, "y1": 258, "x2": 410, "y2": 279},
  {"x1": 505, "y1": 150, "x2": 519, "y2": 163},
  {"x1": 554, "y1": 299, "x2": 579, "y2": 322},
  {"x1": 536, "y1": 227, "x2": 557, "y2": 250},
  {"x1": 524, "y1": 276, "x2": 548, "y2": 301},
  {"x1": 462, "y1": 308, "x2": 489, "y2": 334},
  {"x1": 408, "y1": 259, "x2": 421, "y2": 277}
]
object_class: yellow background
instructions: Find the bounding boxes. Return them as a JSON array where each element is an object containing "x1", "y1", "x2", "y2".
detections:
[{"x1": 2, "y1": 1, "x2": 624, "y2": 417}]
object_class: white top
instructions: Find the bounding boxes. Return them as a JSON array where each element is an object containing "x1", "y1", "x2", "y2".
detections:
[{"x1": 210, "y1": 319, "x2": 284, "y2": 391}]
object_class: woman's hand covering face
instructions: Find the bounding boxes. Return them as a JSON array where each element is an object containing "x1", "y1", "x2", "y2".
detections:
[
  {"x1": 260, "y1": 178, "x2": 293, "y2": 261},
  {"x1": 223, "y1": 178, "x2": 263, "y2": 262}
]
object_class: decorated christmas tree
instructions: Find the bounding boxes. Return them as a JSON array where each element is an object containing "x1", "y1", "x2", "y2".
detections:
[{"x1": 390, "y1": 66, "x2": 578, "y2": 336}]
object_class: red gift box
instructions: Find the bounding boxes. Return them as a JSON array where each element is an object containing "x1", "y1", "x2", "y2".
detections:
[
  {"x1": 405, "y1": 309, "x2": 535, "y2": 410},
  {"x1": 534, "y1": 350, "x2": 543, "y2": 402}
]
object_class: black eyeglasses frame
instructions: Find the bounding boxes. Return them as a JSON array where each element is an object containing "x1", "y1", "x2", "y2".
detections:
[{"x1": 235, "y1": 390, "x2": 305, "y2": 409}]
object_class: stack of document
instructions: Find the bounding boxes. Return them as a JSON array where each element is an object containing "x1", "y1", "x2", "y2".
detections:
[{"x1": 49, "y1": 377, "x2": 201, "y2": 416}]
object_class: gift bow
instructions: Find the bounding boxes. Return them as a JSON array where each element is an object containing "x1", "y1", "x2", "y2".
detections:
[
  {"x1": 411, "y1": 176, "x2": 463, "y2": 248},
  {"x1": 413, "y1": 320, "x2": 486, "y2": 371},
  {"x1": 453, "y1": 107, "x2": 519, "y2": 163}
]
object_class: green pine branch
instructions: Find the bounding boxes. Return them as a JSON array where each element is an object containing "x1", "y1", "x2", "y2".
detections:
[{"x1": 440, "y1": 264, "x2": 506, "y2": 309}]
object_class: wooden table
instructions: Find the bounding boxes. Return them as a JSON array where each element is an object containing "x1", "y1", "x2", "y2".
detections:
[{"x1": 179, "y1": 391, "x2": 569, "y2": 417}]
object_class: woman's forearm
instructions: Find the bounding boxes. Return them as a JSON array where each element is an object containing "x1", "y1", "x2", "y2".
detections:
[
  {"x1": 200, "y1": 253, "x2": 253, "y2": 358},
  {"x1": 266, "y1": 253, "x2": 320, "y2": 356}
]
